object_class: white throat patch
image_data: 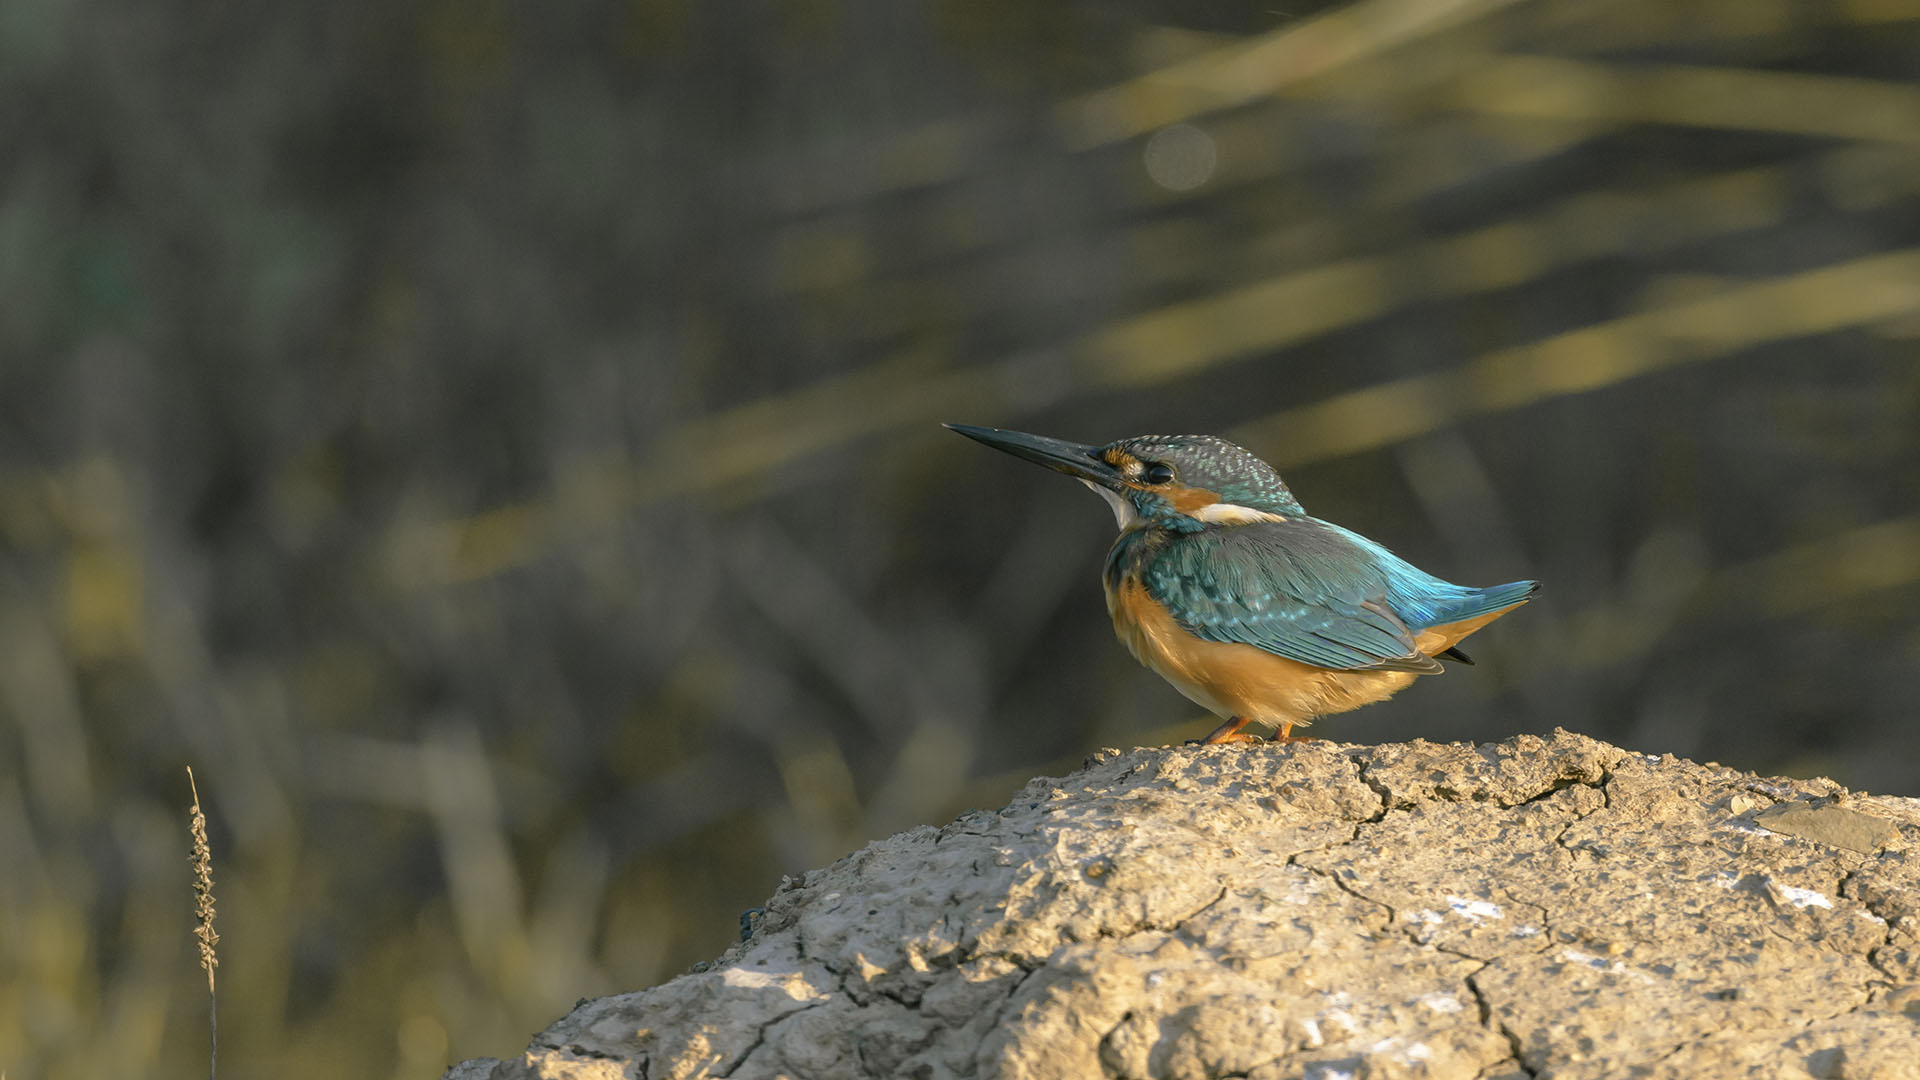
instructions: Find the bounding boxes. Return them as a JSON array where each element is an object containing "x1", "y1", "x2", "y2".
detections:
[{"x1": 1080, "y1": 480, "x2": 1141, "y2": 530}]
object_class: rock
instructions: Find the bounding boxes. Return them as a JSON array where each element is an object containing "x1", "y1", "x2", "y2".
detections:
[{"x1": 446, "y1": 730, "x2": 1920, "y2": 1080}]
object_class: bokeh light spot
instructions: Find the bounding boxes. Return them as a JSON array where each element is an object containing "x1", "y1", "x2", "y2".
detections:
[{"x1": 1143, "y1": 123, "x2": 1217, "y2": 192}]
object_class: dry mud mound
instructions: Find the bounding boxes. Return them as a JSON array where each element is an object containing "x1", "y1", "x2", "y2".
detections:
[{"x1": 448, "y1": 730, "x2": 1920, "y2": 1079}]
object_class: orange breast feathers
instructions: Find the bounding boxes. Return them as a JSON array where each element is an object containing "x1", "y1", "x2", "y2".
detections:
[{"x1": 1104, "y1": 579, "x2": 1522, "y2": 730}]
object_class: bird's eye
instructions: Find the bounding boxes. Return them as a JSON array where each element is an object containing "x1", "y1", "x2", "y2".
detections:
[{"x1": 1143, "y1": 462, "x2": 1175, "y2": 485}]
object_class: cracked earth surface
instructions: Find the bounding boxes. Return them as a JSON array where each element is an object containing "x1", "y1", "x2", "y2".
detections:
[{"x1": 448, "y1": 730, "x2": 1920, "y2": 1080}]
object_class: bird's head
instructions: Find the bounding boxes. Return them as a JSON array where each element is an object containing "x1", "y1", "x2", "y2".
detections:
[{"x1": 945, "y1": 424, "x2": 1306, "y2": 532}]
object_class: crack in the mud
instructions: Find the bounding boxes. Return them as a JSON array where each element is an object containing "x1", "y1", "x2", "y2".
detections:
[
  {"x1": 1641, "y1": 1040, "x2": 1691, "y2": 1070},
  {"x1": 1353, "y1": 754, "x2": 1619, "y2": 823},
  {"x1": 1319, "y1": 859, "x2": 1401, "y2": 927},
  {"x1": 1508, "y1": 771, "x2": 1602, "y2": 809},
  {"x1": 983, "y1": 960, "x2": 1042, "y2": 1036},
  {"x1": 1354, "y1": 757, "x2": 1395, "y2": 824},
  {"x1": 1170, "y1": 884, "x2": 1233, "y2": 936},
  {"x1": 715, "y1": 1000, "x2": 829, "y2": 1078},
  {"x1": 1465, "y1": 968, "x2": 1536, "y2": 1080},
  {"x1": 1838, "y1": 867, "x2": 1907, "y2": 984},
  {"x1": 1549, "y1": 769, "x2": 1615, "y2": 855}
]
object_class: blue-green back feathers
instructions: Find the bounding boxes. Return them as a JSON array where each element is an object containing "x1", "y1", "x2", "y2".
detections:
[{"x1": 1134, "y1": 518, "x2": 1537, "y2": 673}]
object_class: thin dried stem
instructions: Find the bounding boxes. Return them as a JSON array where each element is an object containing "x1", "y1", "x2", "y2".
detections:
[{"x1": 188, "y1": 767, "x2": 218, "y2": 1080}]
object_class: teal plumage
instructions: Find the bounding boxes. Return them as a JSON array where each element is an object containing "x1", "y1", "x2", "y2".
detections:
[
  {"x1": 947, "y1": 424, "x2": 1540, "y2": 743},
  {"x1": 1116, "y1": 520, "x2": 1538, "y2": 675}
]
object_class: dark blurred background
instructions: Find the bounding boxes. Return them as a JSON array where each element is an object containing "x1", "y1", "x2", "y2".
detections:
[{"x1": 3, "y1": 0, "x2": 1919, "y2": 1075}]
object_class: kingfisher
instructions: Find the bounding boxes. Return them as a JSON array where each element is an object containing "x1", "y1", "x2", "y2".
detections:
[{"x1": 946, "y1": 424, "x2": 1539, "y2": 744}]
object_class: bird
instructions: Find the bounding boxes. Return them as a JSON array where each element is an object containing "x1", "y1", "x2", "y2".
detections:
[{"x1": 945, "y1": 424, "x2": 1539, "y2": 744}]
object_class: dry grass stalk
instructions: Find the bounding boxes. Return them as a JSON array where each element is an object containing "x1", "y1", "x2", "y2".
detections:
[{"x1": 188, "y1": 767, "x2": 218, "y2": 1080}]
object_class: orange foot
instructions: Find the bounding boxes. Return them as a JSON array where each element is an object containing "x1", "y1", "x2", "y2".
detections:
[{"x1": 1194, "y1": 716, "x2": 1265, "y2": 745}]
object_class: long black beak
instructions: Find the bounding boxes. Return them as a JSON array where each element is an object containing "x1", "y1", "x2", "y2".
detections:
[{"x1": 944, "y1": 424, "x2": 1124, "y2": 489}]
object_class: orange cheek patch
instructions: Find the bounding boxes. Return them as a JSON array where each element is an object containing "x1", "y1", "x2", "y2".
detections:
[{"x1": 1162, "y1": 484, "x2": 1222, "y2": 514}]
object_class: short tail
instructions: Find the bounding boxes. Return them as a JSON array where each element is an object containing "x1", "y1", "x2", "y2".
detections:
[
  {"x1": 1439, "y1": 579, "x2": 1540, "y2": 624},
  {"x1": 1483, "y1": 578, "x2": 1541, "y2": 608}
]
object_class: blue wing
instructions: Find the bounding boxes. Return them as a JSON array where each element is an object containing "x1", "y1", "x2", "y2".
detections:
[{"x1": 1140, "y1": 519, "x2": 1531, "y2": 673}]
